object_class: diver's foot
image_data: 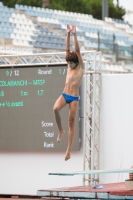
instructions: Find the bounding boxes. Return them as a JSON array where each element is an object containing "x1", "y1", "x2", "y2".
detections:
[
  {"x1": 65, "y1": 148, "x2": 71, "y2": 161},
  {"x1": 57, "y1": 130, "x2": 65, "y2": 143}
]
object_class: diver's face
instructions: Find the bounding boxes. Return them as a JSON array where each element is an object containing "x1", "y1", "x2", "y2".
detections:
[{"x1": 69, "y1": 61, "x2": 77, "y2": 69}]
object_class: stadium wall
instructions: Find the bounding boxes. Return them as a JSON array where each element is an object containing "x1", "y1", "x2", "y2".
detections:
[{"x1": 100, "y1": 74, "x2": 133, "y2": 184}]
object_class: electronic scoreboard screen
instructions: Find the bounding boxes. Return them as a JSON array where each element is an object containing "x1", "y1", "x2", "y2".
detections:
[{"x1": 0, "y1": 66, "x2": 80, "y2": 152}]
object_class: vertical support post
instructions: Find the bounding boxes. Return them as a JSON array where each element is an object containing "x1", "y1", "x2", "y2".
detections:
[
  {"x1": 91, "y1": 73, "x2": 95, "y2": 184},
  {"x1": 90, "y1": 52, "x2": 96, "y2": 185},
  {"x1": 83, "y1": 62, "x2": 92, "y2": 185},
  {"x1": 102, "y1": 0, "x2": 108, "y2": 20},
  {"x1": 83, "y1": 51, "x2": 101, "y2": 186},
  {"x1": 115, "y1": 43, "x2": 118, "y2": 62},
  {"x1": 113, "y1": 34, "x2": 116, "y2": 54},
  {"x1": 131, "y1": 45, "x2": 133, "y2": 62},
  {"x1": 93, "y1": 72, "x2": 101, "y2": 184},
  {"x1": 83, "y1": 64, "x2": 88, "y2": 185},
  {"x1": 98, "y1": 32, "x2": 100, "y2": 52}
]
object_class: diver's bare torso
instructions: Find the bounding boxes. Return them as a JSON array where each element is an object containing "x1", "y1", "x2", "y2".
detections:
[{"x1": 63, "y1": 64, "x2": 84, "y2": 96}]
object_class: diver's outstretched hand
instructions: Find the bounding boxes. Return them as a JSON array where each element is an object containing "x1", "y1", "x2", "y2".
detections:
[
  {"x1": 70, "y1": 24, "x2": 76, "y2": 35},
  {"x1": 67, "y1": 24, "x2": 71, "y2": 33}
]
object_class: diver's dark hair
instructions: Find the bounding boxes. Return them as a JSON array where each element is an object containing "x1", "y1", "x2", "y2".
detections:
[{"x1": 66, "y1": 52, "x2": 79, "y2": 63}]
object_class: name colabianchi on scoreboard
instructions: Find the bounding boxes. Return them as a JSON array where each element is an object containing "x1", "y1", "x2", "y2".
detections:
[{"x1": 0, "y1": 66, "x2": 80, "y2": 151}]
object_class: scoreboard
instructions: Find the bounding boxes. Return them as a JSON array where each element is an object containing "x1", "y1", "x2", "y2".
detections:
[{"x1": 0, "y1": 66, "x2": 80, "y2": 151}]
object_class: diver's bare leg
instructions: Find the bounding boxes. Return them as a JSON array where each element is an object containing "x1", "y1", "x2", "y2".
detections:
[
  {"x1": 65, "y1": 101, "x2": 78, "y2": 161},
  {"x1": 53, "y1": 95, "x2": 66, "y2": 142}
]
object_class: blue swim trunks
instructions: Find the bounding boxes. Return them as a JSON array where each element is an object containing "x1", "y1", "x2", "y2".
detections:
[{"x1": 62, "y1": 93, "x2": 79, "y2": 104}]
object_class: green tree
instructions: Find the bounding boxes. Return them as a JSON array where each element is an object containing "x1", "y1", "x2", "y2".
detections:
[
  {"x1": 50, "y1": 0, "x2": 125, "y2": 20},
  {"x1": 1, "y1": 0, "x2": 125, "y2": 20},
  {"x1": 1, "y1": 0, "x2": 42, "y2": 7},
  {"x1": 49, "y1": 0, "x2": 90, "y2": 14},
  {"x1": 109, "y1": 0, "x2": 125, "y2": 19}
]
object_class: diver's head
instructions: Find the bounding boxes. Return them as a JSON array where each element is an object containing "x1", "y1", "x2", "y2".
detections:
[{"x1": 66, "y1": 52, "x2": 79, "y2": 69}]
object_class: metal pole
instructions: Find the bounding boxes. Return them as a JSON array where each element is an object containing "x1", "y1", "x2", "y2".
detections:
[
  {"x1": 98, "y1": 32, "x2": 100, "y2": 51},
  {"x1": 83, "y1": 63, "x2": 87, "y2": 186},
  {"x1": 102, "y1": 0, "x2": 109, "y2": 20},
  {"x1": 113, "y1": 34, "x2": 116, "y2": 54},
  {"x1": 131, "y1": 45, "x2": 133, "y2": 62},
  {"x1": 83, "y1": 51, "x2": 101, "y2": 185}
]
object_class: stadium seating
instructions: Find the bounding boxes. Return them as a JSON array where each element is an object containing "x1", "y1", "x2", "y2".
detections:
[
  {"x1": 0, "y1": 1, "x2": 133, "y2": 68},
  {"x1": 0, "y1": 3, "x2": 69, "y2": 50}
]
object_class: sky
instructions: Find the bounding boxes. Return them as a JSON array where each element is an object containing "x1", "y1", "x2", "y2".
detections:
[{"x1": 113, "y1": 0, "x2": 133, "y2": 11}]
